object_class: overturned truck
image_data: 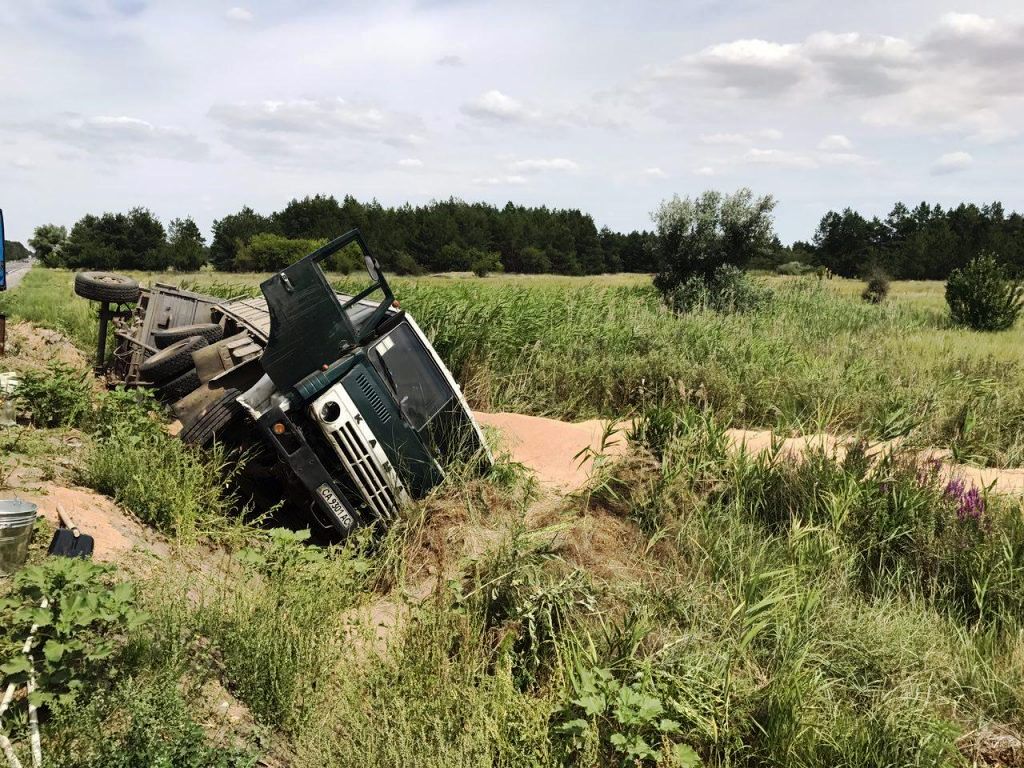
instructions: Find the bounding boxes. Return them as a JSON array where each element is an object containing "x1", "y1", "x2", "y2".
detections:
[{"x1": 76, "y1": 230, "x2": 490, "y2": 537}]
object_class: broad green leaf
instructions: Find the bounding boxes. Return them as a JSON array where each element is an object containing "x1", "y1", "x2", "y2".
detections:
[
  {"x1": 575, "y1": 693, "x2": 606, "y2": 716},
  {"x1": 0, "y1": 656, "x2": 31, "y2": 675},
  {"x1": 672, "y1": 743, "x2": 702, "y2": 768},
  {"x1": 42, "y1": 640, "x2": 66, "y2": 663},
  {"x1": 658, "y1": 717, "x2": 682, "y2": 733}
]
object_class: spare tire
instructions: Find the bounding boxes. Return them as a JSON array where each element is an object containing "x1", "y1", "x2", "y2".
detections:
[
  {"x1": 153, "y1": 323, "x2": 224, "y2": 350},
  {"x1": 159, "y1": 367, "x2": 201, "y2": 401},
  {"x1": 181, "y1": 388, "x2": 242, "y2": 448},
  {"x1": 139, "y1": 336, "x2": 208, "y2": 384},
  {"x1": 73, "y1": 272, "x2": 141, "y2": 304}
]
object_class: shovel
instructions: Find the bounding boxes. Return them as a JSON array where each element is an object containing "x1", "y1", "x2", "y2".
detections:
[{"x1": 46, "y1": 505, "x2": 94, "y2": 559}]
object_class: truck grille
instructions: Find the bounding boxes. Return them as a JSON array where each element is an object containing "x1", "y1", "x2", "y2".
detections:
[
  {"x1": 310, "y1": 383, "x2": 409, "y2": 522},
  {"x1": 330, "y1": 424, "x2": 397, "y2": 520}
]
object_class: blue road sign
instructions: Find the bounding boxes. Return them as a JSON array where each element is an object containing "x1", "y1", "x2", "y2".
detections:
[{"x1": 0, "y1": 209, "x2": 6, "y2": 292}]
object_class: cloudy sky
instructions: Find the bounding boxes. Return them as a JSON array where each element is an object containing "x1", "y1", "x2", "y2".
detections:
[{"x1": 2, "y1": 0, "x2": 1023, "y2": 244}]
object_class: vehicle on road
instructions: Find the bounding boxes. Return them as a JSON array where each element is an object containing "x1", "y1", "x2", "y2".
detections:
[{"x1": 76, "y1": 230, "x2": 490, "y2": 537}]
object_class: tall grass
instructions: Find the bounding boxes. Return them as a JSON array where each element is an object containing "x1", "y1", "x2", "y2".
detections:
[{"x1": 10, "y1": 268, "x2": 1024, "y2": 465}]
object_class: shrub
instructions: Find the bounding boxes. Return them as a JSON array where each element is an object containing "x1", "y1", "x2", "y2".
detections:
[
  {"x1": 469, "y1": 248, "x2": 504, "y2": 278},
  {"x1": 945, "y1": 254, "x2": 1023, "y2": 331},
  {"x1": 775, "y1": 261, "x2": 813, "y2": 276},
  {"x1": 233, "y1": 233, "x2": 329, "y2": 272},
  {"x1": 391, "y1": 250, "x2": 423, "y2": 276},
  {"x1": 15, "y1": 362, "x2": 92, "y2": 428},
  {"x1": 666, "y1": 265, "x2": 771, "y2": 314},
  {"x1": 861, "y1": 269, "x2": 890, "y2": 304}
]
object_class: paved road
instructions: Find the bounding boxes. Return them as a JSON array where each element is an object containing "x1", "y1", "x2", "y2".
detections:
[{"x1": 3, "y1": 258, "x2": 33, "y2": 290}]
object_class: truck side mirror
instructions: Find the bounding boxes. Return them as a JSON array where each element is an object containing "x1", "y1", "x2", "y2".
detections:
[{"x1": 364, "y1": 252, "x2": 381, "y2": 283}]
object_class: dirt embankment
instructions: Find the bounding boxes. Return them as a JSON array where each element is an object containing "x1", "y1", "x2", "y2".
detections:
[{"x1": 3, "y1": 321, "x2": 89, "y2": 373}]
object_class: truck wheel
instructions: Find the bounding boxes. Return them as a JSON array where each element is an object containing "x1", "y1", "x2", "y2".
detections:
[
  {"x1": 153, "y1": 323, "x2": 224, "y2": 350},
  {"x1": 139, "y1": 336, "x2": 208, "y2": 384},
  {"x1": 73, "y1": 272, "x2": 141, "y2": 304},
  {"x1": 181, "y1": 389, "x2": 241, "y2": 447},
  {"x1": 159, "y1": 367, "x2": 201, "y2": 401}
]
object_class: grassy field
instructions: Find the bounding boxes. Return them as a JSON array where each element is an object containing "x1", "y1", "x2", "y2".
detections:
[
  {"x1": 7, "y1": 267, "x2": 1023, "y2": 466},
  {"x1": 3, "y1": 267, "x2": 1024, "y2": 766}
]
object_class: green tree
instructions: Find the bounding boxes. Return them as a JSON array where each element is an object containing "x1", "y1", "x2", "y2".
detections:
[
  {"x1": 209, "y1": 206, "x2": 277, "y2": 269},
  {"x1": 652, "y1": 188, "x2": 776, "y2": 299},
  {"x1": 28, "y1": 224, "x2": 68, "y2": 267},
  {"x1": 165, "y1": 217, "x2": 206, "y2": 271},
  {"x1": 946, "y1": 254, "x2": 1023, "y2": 331},
  {"x1": 61, "y1": 209, "x2": 166, "y2": 270}
]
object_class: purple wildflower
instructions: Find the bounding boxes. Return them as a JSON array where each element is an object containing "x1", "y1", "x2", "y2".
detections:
[
  {"x1": 944, "y1": 476, "x2": 986, "y2": 522},
  {"x1": 944, "y1": 478, "x2": 966, "y2": 500}
]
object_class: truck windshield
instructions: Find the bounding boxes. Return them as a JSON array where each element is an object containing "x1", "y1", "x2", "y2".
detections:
[{"x1": 371, "y1": 322, "x2": 453, "y2": 431}]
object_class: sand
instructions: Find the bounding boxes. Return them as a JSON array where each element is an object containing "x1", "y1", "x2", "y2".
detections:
[{"x1": 474, "y1": 411, "x2": 629, "y2": 490}]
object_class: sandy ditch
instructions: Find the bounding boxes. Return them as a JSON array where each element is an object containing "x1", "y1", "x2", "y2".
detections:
[
  {"x1": 475, "y1": 411, "x2": 629, "y2": 491},
  {"x1": 475, "y1": 411, "x2": 1024, "y2": 497}
]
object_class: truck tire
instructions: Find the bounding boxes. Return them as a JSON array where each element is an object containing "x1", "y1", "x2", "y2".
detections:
[
  {"x1": 153, "y1": 323, "x2": 224, "y2": 350},
  {"x1": 139, "y1": 336, "x2": 208, "y2": 384},
  {"x1": 73, "y1": 272, "x2": 141, "y2": 304},
  {"x1": 180, "y1": 388, "x2": 241, "y2": 447},
  {"x1": 159, "y1": 367, "x2": 201, "y2": 401}
]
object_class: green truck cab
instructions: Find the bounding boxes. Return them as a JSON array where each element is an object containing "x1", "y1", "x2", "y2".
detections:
[{"x1": 81, "y1": 230, "x2": 490, "y2": 537}]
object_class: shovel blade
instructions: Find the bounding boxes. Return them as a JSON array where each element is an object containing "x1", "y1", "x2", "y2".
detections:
[{"x1": 47, "y1": 529, "x2": 95, "y2": 559}]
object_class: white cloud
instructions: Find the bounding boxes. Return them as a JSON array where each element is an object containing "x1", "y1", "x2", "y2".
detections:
[
  {"x1": 699, "y1": 129, "x2": 783, "y2": 145},
  {"x1": 643, "y1": 167, "x2": 667, "y2": 178},
  {"x1": 436, "y1": 54, "x2": 464, "y2": 67},
  {"x1": 744, "y1": 148, "x2": 818, "y2": 169},
  {"x1": 462, "y1": 90, "x2": 534, "y2": 122},
  {"x1": 398, "y1": 158, "x2": 423, "y2": 167},
  {"x1": 693, "y1": 166, "x2": 716, "y2": 176},
  {"x1": 35, "y1": 114, "x2": 209, "y2": 161},
  {"x1": 508, "y1": 157, "x2": 579, "y2": 173},
  {"x1": 474, "y1": 175, "x2": 528, "y2": 186},
  {"x1": 817, "y1": 134, "x2": 853, "y2": 151},
  {"x1": 225, "y1": 7, "x2": 253, "y2": 23},
  {"x1": 930, "y1": 150, "x2": 973, "y2": 175},
  {"x1": 803, "y1": 32, "x2": 916, "y2": 96},
  {"x1": 208, "y1": 97, "x2": 424, "y2": 152},
  {"x1": 693, "y1": 39, "x2": 806, "y2": 95}
]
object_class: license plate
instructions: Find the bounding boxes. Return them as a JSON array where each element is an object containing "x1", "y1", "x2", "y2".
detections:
[{"x1": 317, "y1": 483, "x2": 354, "y2": 529}]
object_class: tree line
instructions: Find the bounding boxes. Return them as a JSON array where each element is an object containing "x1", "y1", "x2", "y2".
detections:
[
  {"x1": 3, "y1": 241, "x2": 31, "y2": 261},
  {"x1": 22, "y1": 193, "x2": 1024, "y2": 279},
  {"x1": 801, "y1": 201, "x2": 1024, "y2": 279},
  {"x1": 29, "y1": 195, "x2": 656, "y2": 276}
]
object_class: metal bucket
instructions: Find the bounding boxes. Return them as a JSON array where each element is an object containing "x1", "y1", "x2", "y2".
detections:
[{"x1": 0, "y1": 500, "x2": 37, "y2": 574}]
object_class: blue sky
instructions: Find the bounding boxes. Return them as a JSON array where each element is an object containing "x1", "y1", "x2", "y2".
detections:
[{"x1": 2, "y1": 0, "x2": 1023, "y2": 244}]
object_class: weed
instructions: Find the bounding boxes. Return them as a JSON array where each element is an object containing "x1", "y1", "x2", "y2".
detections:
[
  {"x1": 84, "y1": 420, "x2": 237, "y2": 536},
  {"x1": 0, "y1": 559, "x2": 148, "y2": 710},
  {"x1": 15, "y1": 362, "x2": 92, "y2": 428},
  {"x1": 462, "y1": 523, "x2": 596, "y2": 688},
  {"x1": 555, "y1": 664, "x2": 701, "y2": 766},
  {"x1": 45, "y1": 672, "x2": 258, "y2": 768}
]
